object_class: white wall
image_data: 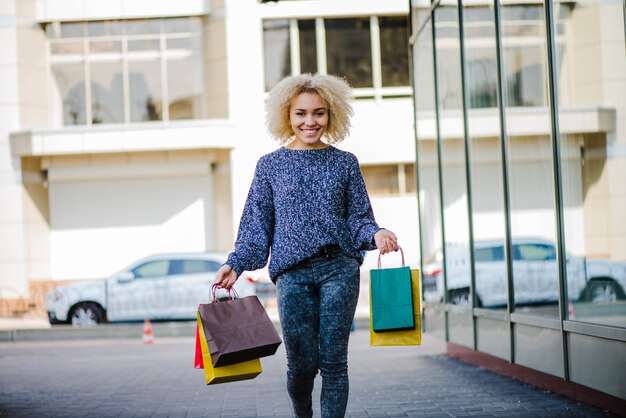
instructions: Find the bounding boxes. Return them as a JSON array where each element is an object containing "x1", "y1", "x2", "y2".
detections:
[{"x1": 48, "y1": 171, "x2": 214, "y2": 279}]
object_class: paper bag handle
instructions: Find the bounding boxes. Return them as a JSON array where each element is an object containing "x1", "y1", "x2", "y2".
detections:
[
  {"x1": 211, "y1": 283, "x2": 239, "y2": 302},
  {"x1": 377, "y1": 246, "x2": 405, "y2": 269}
]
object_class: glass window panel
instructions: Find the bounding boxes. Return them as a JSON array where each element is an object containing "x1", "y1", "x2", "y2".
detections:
[
  {"x1": 88, "y1": 21, "x2": 123, "y2": 37},
  {"x1": 50, "y1": 40, "x2": 85, "y2": 55},
  {"x1": 501, "y1": 5, "x2": 543, "y2": 37},
  {"x1": 298, "y1": 19, "x2": 317, "y2": 74},
  {"x1": 501, "y1": 2, "x2": 559, "y2": 318},
  {"x1": 504, "y1": 46, "x2": 547, "y2": 107},
  {"x1": 90, "y1": 60, "x2": 124, "y2": 124},
  {"x1": 60, "y1": 22, "x2": 85, "y2": 38},
  {"x1": 46, "y1": 22, "x2": 61, "y2": 39},
  {"x1": 263, "y1": 19, "x2": 291, "y2": 91},
  {"x1": 126, "y1": 19, "x2": 162, "y2": 36},
  {"x1": 361, "y1": 165, "x2": 399, "y2": 195},
  {"x1": 465, "y1": 5, "x2": 508, "y2": 310},
  {"x1": 435, "y1": 6, "x2": 473, "y2": 315},
  {"x1": 434, "y1": 8, "x2": 462, "y2": 111},
  {"x1": 325, "y1": 18, "x2": 372, "y2": 88},
  {"x1": 165, "y1": 17, "x2": 202, "y2": 34},
  {"x1": 166, "y1": 36, "x2": 200, "y2": 51},
  {"x1": 167, "y1": 54, "x2": 203, "y2": 120},
  {"x1": 129, "y1": 59, "x2": 162, "y2": 122},
  {"x1": 379, "y1": 16, "x2": 410, "y2": 87},
  {"x1": 554, "y1": 0, "x2": 626, "y2": 327},
  {"x1": 89, "y1": 40, "x2": 122, "y2": 54},
  {"x1": 128, "y1": 39, "x2": 160, "y2": 52},
  {"x1": 465, "y1": 7, "x2": 499, "y2": 109},
  {"x1": 466, "y1": 50, "x2": 497, "y2": 108},
  {"x1": 51, "y1": 62, "x2": 86, "y2": 125},
  {"x1": 414, "y1": 18, "x2": 444, "y2": 309}
]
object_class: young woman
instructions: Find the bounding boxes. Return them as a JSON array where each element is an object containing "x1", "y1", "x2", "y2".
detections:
[{"x1": 215, "y1": 73, "x2": 399, "y2": 418}]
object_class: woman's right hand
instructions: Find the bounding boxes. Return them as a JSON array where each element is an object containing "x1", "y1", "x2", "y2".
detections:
[{"x1": 215, "y1": 264, "x2": 238, "y2": 290}]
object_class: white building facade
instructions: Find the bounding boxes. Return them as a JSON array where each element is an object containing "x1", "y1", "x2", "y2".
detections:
[{"x1": 1, "y1": 0, "x2": 418, "y2": 312}]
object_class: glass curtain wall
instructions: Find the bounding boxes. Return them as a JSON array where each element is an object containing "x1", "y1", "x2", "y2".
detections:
[{"x1": 411, "y1": 0, "x2": 626, "y2": 399}]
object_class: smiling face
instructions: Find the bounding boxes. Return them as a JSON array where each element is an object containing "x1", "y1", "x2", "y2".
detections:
[{"x1": 288, "y1": 92, "x2": 329, "y2": 150}]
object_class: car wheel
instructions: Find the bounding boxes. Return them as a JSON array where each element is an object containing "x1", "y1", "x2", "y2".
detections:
[
  {"x1": 69, "y1": 302, "x2": 104, "y2": 326},
  {"x1": 448, "y1": 288, "x2": 471, "y2": 306},
  {"x1": 584, "y1": 280, "x2": 624, "y2": 303}
]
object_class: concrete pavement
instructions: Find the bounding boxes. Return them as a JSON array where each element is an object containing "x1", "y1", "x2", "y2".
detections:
[{"x1": 0, "y1": 324, "x2": 616, "y2": 417}]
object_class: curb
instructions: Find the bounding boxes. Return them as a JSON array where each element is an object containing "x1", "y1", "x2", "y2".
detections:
[{"x1": 0, "y1": 316, "x2": 373, "y2": 343}]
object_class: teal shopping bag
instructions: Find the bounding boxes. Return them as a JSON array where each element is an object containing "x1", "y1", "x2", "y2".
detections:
[{"x1": 370, "y1": 248, "x2": 415, "y2": 332}]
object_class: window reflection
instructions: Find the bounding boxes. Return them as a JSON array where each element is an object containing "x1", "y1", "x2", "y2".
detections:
[
  {"x1": 414, "y1": 21, "x2": 444, "y2": 309},
  {"x1": 554, "y1": 0, "x2": 626, "y2": 327},
  {"x1": 504, "y1": 46, "x2": 546, "y2": 107},
  {"x1": 298, "y1": 20, "x2": 317, "y2": 74},
  {"x1": 262, "y1": 16, "x2": 410, "y2": 92},
  {"x1": 52, "y1": 62, "x2": 86, "y2": 125},
  {"x1": 168, "y1": 55, "x2": 203, "y2": 120},
  {"x1": 60, "y1": 22, "x2": 85, "y2": 38},
  {"x1": 129, "y1": 59, "x2": 162, "y2": 122},
  {"x1": 88, "y1": 21, "x2": 123, "y2": 37},
  {"x1": 47, "y1": 17, "x2": 204, "y2": 125},
  {"x1": 325, "y1": 18, "x2": 372, "y2": 88},
  {"x1": 126, "y1": 19, "x2": 162, "y2": 35},
  {"x1": 499, "y1": 3, "x2": 559, "y2": 317},
  {"x1": 263, "y1": 19, "x2": 291, "y2": 91},
  {"x1": 435, "y1": 6, "x2": 473, "y2": 312},
  {"x1": 379, "y1": 16, "x2": 410, "y2": 87},
  {"x1": 90, "y1": 61, "x2": 124, "y2": 124},
  {"x1": 464, "y1": 5, "x2": 508, "y2": 311}
]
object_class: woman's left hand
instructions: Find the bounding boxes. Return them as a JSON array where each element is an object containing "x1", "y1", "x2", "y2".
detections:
[{"x1": 374, "y1": 229, "x2": 399, "y2": 254}]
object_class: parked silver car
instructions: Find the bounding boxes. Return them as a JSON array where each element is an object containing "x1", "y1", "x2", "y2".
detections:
[
  {"x1": 422, "y1": 238, "x2": 626, "y2": 307},
  {"x1": 46, "y1": 252, "x2": 256, "y2": 325}
]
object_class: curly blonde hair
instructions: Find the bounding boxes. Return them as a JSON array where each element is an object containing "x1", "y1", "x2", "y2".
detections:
[{"x1": 265, "y1": 73, "x2": 354, "y2": 145}]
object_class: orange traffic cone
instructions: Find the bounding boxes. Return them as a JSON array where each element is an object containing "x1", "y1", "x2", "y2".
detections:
[{"x1": 143, "y1": 319, "x2": 154, "y2": 344}]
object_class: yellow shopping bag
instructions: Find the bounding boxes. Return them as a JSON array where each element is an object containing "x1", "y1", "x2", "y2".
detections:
[
  {"x1": 196, "y1": 311, "x2": 262, "y2": 385},
  {"x1": 370, "y1": 268, "x2": 421, "y2": 346}
]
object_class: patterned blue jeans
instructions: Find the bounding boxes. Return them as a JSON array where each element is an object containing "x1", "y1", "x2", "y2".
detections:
[{"x1": 276, "y1": 248, "x2": 360, "y2": 418}]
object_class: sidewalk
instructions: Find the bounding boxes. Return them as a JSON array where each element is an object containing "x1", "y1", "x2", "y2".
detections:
[{"x1": 0, "y1": 328, "x2": 615, "y2": 417}]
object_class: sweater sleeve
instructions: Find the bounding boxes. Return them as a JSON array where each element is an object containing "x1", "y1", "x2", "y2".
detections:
[
  {"x1": 225, "y1": 158, "x2": 275, "y2": 277},
  {"x1": 346, "y1": 156, "x2": 380, "y2": 251}
]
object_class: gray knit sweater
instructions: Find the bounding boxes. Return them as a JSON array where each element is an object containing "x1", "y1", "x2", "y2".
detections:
[{"x1": 226, "y1": 146, "x2": 381, "y2": 281}]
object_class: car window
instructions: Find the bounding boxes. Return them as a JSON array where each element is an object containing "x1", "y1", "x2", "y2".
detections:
[
  {"x1": 169, "y1": 259, "x2": 222, "y2": 275},
  {"x1": 514, "y1": 244, "x2": 556, "y2": 261},
  {"x1": 131, "y1": 260, "x2": 170, "y2": 278},
  {"x1": 475, "y1": 245, "x2": 504, "y2": 262}
]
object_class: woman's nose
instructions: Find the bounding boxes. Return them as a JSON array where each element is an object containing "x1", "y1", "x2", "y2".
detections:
[{"x1": 305, "y1": 114, "x2": 315, "y2": 125}]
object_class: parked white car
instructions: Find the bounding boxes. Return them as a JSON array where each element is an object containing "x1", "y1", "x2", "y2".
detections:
[
  {"x1": 46, "y1": 252, "x2": 256, "y2": 325},
  {"x1": 422, "y1": 238, "x2": 626, "y2": 307}
]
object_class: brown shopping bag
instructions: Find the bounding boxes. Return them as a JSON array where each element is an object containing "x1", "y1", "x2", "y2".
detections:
[
  {"x1": 198, "y1": 288, "x2": 282, "y2": 367},
  {"x1": 196, "y1": 311, "x2": 262, "y2": 385},
  {"x1": 370, "y1": 263, "x2": 422, "y2": 346}
]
